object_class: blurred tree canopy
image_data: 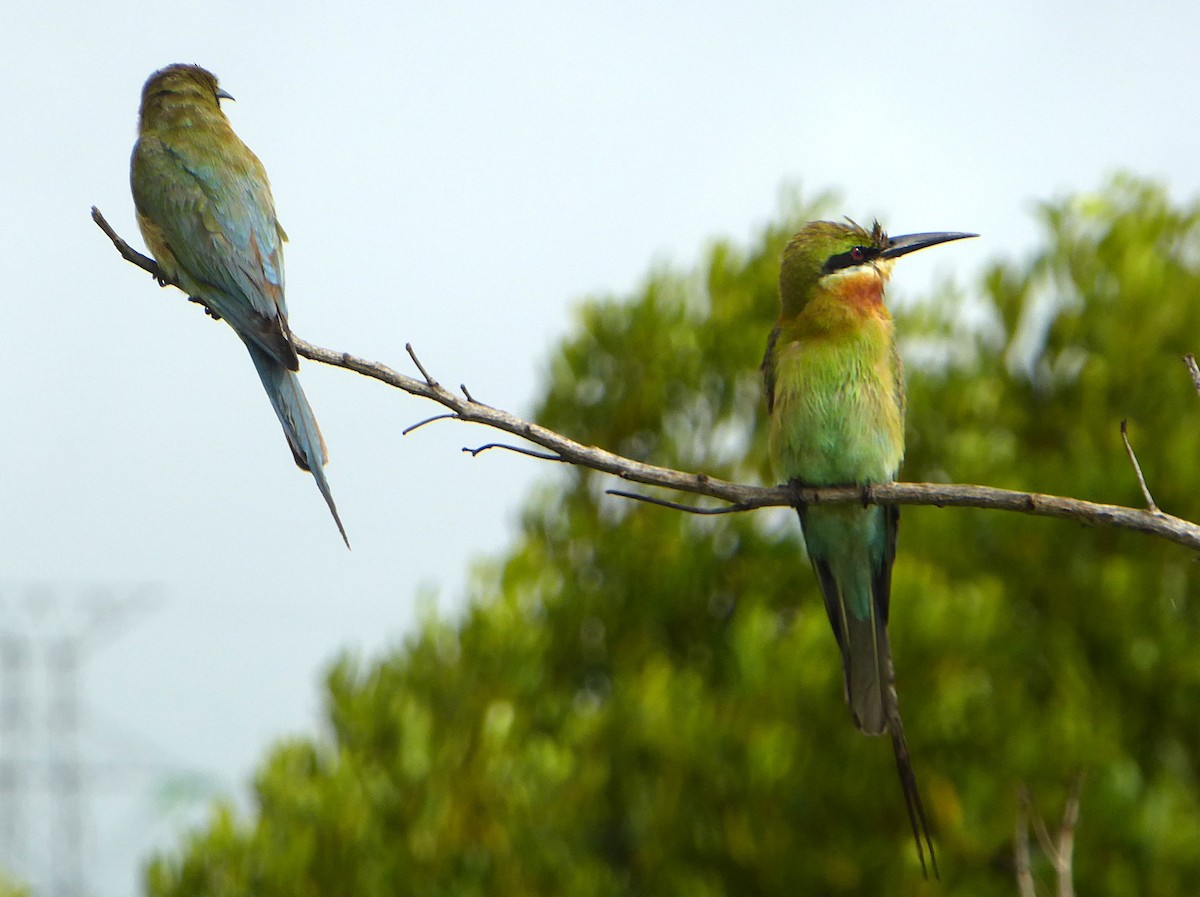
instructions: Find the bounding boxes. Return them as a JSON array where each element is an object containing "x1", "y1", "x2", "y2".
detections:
[{"x1": 146, "y1": 174, "x2": 1200, "y2": 896}]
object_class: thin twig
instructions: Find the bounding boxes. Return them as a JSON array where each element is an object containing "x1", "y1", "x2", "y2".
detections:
[
  {"x1": 1032, "y1": 807, "x2": 1058, "y2": 865},
  {"x1": 1120, "y1": 420, "x2": 1159, "y2": 512},
  {"x1": 1018, "y1": 778, "x2": 1082, "y2": 897},
  {"x1": 405, "y1": 342, "x2": 438, "y2": 388},
  {"x1": 607, "y1": 489, "x2": 757, "y2": 515},
  {"x1": 461, "y1": 383, "x2": 477, "y2": 403},
  {"x1": 1185, "y1": 354, "x2": 1200, "y2": 399},
  {"x1": 1015, "y1": 788, "x2": 1036, "y2": 897},
  {"x1": 91, "y1": 206, "x2": 164, "y2": 280},
  {"x1": 94, "y1": 207, "x2": 1200, "y2": 554},
  {"x1": 1056, "y1": 775, "x2": 1082, "y2": 897},
  {"x1": 463, "y1": 443, "x2": 565, "y2": 462},
  {"x1": 402, "y1": 413, "x2": 459, "y2": 436}
]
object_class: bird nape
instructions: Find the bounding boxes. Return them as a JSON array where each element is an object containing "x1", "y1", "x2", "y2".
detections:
[
  {"x1": 129, "y1": 64, "x2": 348, "y2": 547},
  {"x1": 762, "y1": 218, "x2": 976, "y2": 875}
]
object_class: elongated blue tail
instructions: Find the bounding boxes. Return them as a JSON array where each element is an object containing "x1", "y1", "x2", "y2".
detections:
[
  {"x1": 799, "y1": 502, "x2": 936, "y2": 876},
  {"x1": 246, "y1": 342, "x2": 349, "y2": 547},
  {"x1": 799, "y1": 503, "x2": 893, "y2": 733}
]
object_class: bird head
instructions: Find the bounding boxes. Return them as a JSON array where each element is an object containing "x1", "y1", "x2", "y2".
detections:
[
  {"x1": 139, "y1": 64, "x2": 234, "y2": 121},
  {"x1": 779, "y1": 220, "x2": 976, "y2": 317}
]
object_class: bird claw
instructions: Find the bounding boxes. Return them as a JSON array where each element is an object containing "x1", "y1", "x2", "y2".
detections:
[
  {"x1": 860, "y1": 483, "x2": 874, "y2": 508},
  {"x1": 789, "y1": 480, "x2": 808, "y2": 509},
  {"x1": 186, "y1": 295, "x2": 222, "y2": 320}
]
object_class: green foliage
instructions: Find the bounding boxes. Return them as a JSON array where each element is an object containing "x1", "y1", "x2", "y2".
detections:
[
  {"x1": 146, "y1": 175, "x2": 1200, "y2": 896},
  {"x1": 0, "y1": 873, "x2": 29, "y2": 897}
]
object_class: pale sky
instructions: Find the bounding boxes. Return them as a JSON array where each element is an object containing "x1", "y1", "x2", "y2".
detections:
[{"x1": 3, "y1": 3, "x2": 1199, "y2": 894}]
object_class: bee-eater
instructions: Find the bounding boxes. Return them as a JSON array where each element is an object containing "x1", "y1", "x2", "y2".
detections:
[
  {"x1": 762, "y1": 219, "x2": 975, "y2": 873},
  {"x1": 130, "y1": 64, "x2": 348, "y2": 547}
]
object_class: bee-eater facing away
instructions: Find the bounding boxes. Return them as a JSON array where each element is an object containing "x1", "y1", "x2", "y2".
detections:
[
  {"x1": 130, "y1": 64, "x2": 348, "y2": 547},
  {"x1": 762, "y1": 220, "x2": 975, "y2": 873}
]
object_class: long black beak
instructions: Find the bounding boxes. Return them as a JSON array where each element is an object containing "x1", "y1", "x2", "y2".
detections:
[{"x1": 881, "y1": 231, "x2": 977, "y2": 259}]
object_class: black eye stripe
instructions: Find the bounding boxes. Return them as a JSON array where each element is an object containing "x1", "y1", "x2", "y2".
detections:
[{"x1": 822, "y1": 245, "x2": 879, "y2": 274}]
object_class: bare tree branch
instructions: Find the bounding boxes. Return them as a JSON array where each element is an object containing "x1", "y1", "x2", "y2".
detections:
[
  {"x1": 405, "y1": 342, "x2": 439, "y2": 388},
  {"x1": 402, "y1": 413, "x2": 459, "y2": 436},
  {"x1": 1015, "y1": 788, "x2": 1036, "y2": 897},
  {"x1": 1018, "y1": 778, "x2": 1081, "y2": 897},
  {"x1": 298, "y1": 335, "x2": 1200, "y2": 551},
  {"x1": 1031, "y1": 803, "x2": 1058, "y2": 866},
  {"x1": 462, "y1": 443, "x2": 565, "y2": 462},
  {"x1": 94, "y1": 207, "x2": 1200, "y2": 554},
  {"x1": 1055, "y1": 775, "x2": 1082, "y2": 897},
  {"x1": 606, "y1": 489, "x2": 759, "y2": 515},
  {"x1": 1185, "y1": 353, "x2": 1200, "y2": 398},
  {"x1": 92, "y1": 206, "x2": 162, "y2": 279},
  {"x1": 1120, "y1": 419, "x2": 1159, "y2": 512}
]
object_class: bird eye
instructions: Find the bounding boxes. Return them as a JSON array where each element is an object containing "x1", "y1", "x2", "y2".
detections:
[{"x1": 822, "y1": 245, "x2": 876, "y2": 274}]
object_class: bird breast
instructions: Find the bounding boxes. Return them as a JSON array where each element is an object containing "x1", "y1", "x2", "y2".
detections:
[{"x1": 768, "y1": 323, "x2": 904, "y2": 486}]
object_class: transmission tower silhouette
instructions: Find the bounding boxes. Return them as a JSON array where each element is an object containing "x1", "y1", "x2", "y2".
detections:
[{"x1": 0, "y1": 584, "x2": 159, "y2": 897}]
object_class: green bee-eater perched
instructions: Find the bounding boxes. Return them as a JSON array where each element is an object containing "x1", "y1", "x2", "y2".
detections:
[
  {"x1": 762, "y1": 220, "x2": 975, "y2": 873},
  {"x1": 130, "y1": 64, "x2": 348, "y2": 547}
]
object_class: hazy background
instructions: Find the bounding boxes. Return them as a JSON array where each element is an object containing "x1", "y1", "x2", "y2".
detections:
[{"x1": 2, "y1": 2, "x2": 1198, "y2": 894}]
